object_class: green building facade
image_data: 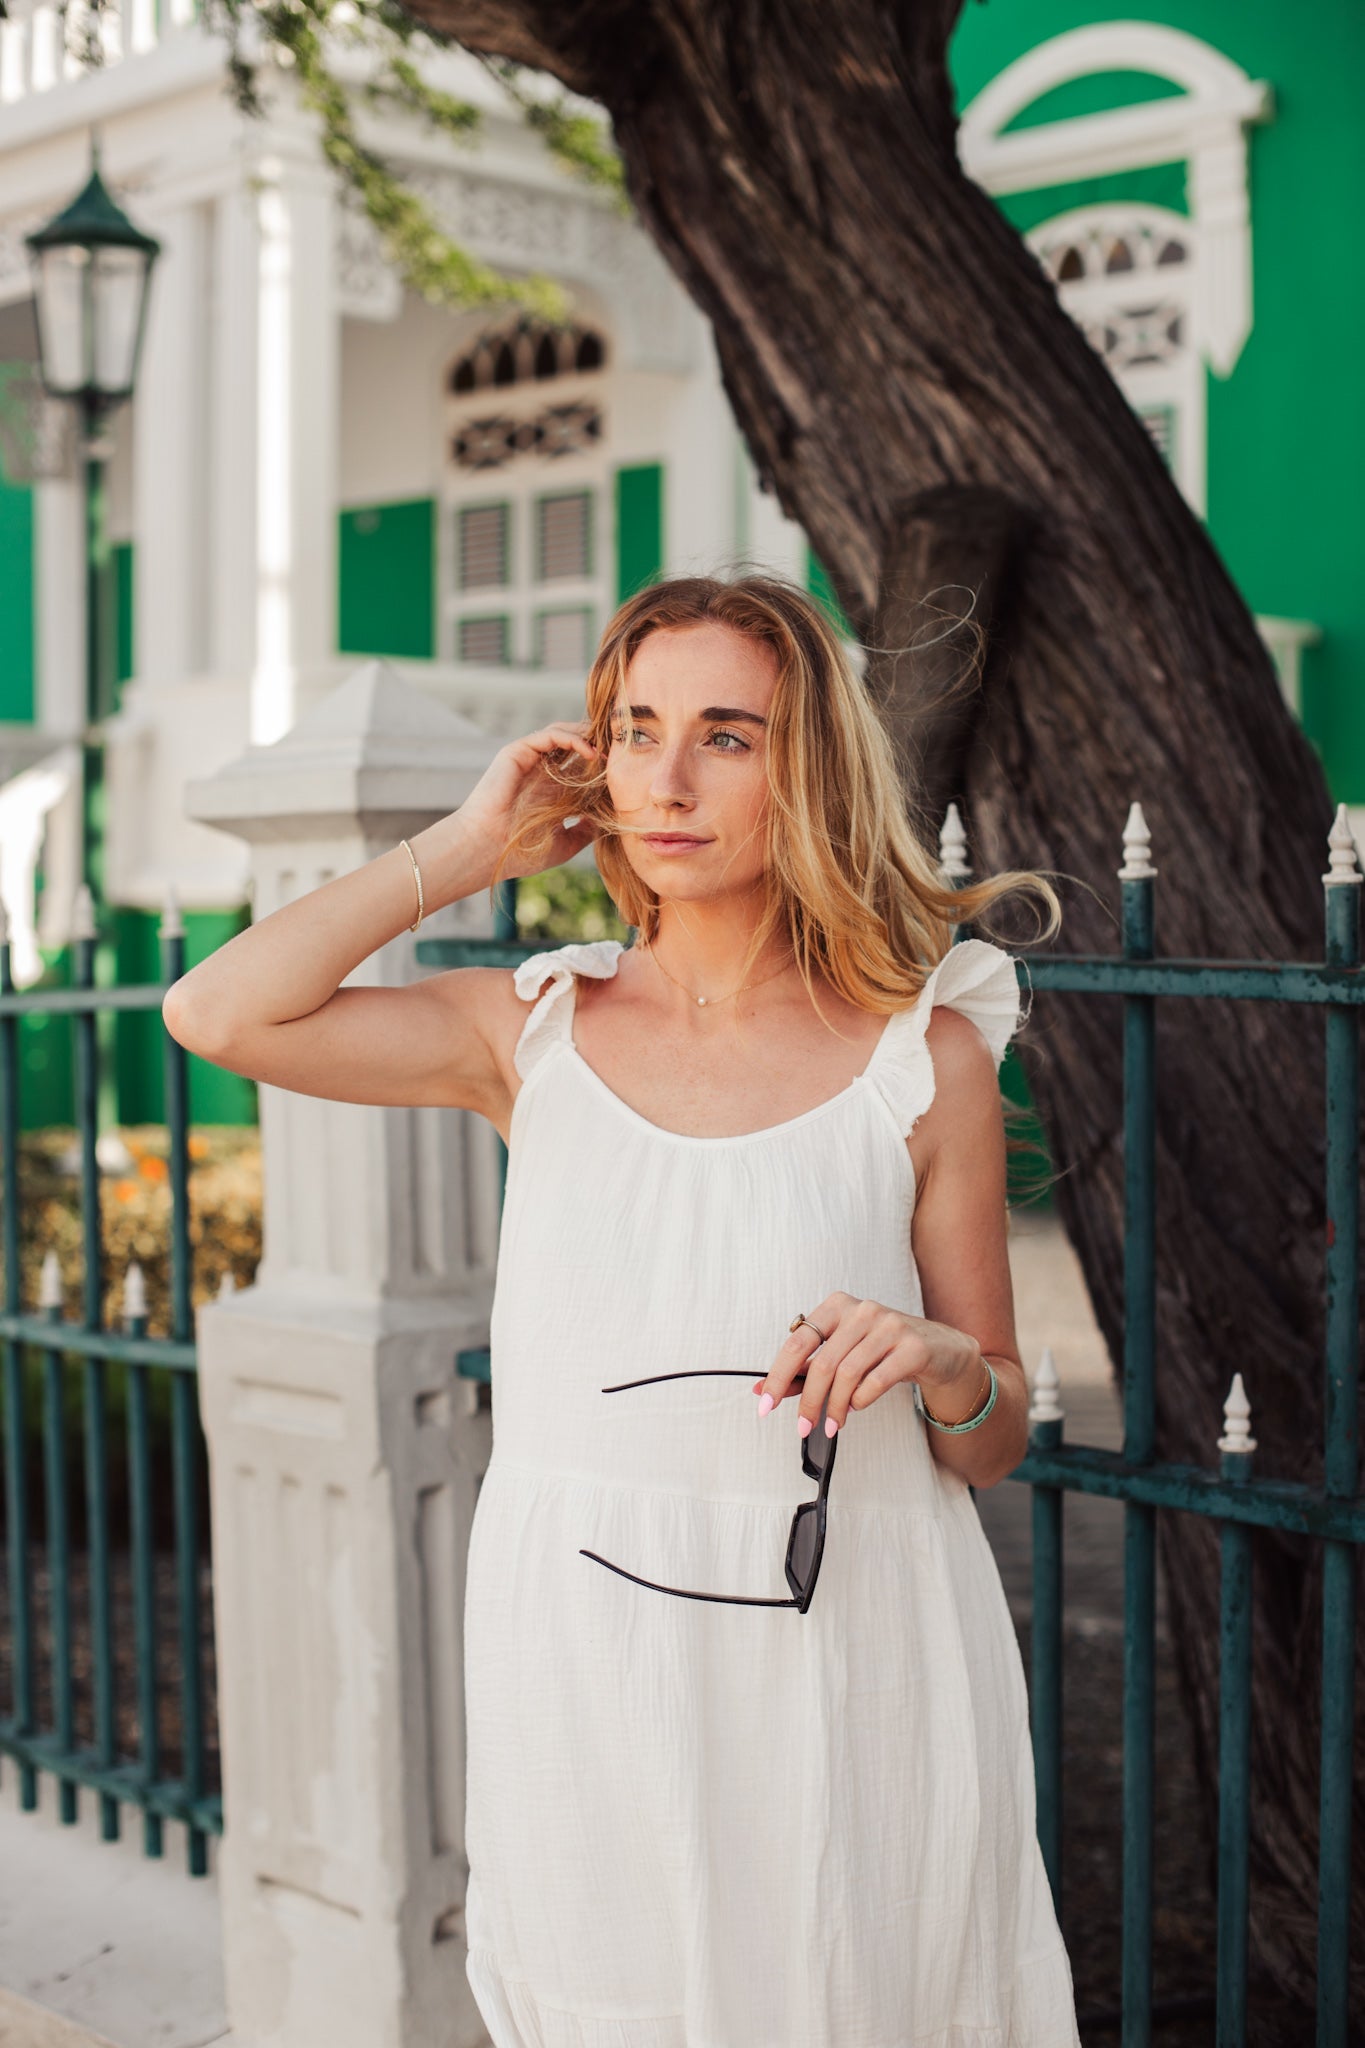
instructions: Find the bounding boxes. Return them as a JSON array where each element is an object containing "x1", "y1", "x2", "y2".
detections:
[{"x1": 949, "y1": 0, "x2": 1363, "y2": 802}]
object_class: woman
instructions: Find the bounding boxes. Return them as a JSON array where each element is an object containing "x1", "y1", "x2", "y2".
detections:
[{"x1": 165, "y1": 572, "x2": 1080, "y2": 2045}]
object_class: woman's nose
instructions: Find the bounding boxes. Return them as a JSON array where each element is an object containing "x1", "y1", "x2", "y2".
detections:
[{"x1": 648, "y1": 741, "x2": 696, "y2": 804}]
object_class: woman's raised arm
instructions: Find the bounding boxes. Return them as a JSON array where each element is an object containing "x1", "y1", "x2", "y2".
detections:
[{"x1": 161, "y1": 720, "x2": 599, "y2": 1120}]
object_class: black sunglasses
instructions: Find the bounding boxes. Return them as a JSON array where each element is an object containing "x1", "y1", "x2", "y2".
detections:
[{"x1": 579, "y1": 1368, "x2": 838, "y2": 1614}]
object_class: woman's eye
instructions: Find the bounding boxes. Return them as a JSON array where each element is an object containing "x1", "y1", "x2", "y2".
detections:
[{"x1": 612, "y1": 726, "x2": 749, "y2": 751}]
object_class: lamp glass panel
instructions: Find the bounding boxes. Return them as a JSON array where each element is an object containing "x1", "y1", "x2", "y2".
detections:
[
  {"x1": 34, "y1": 245, "x2": 90, "y2": 394},
  {"x1": 92, "y1": 246, "x2": 149, "y2": 397}
]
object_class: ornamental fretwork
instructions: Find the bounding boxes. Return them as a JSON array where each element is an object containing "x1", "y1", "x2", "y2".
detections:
[{"x1": 451, "y1": 401, "x2": 603, "y2": 471}]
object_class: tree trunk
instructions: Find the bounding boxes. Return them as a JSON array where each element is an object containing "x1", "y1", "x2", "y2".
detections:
[{"x1": 402, "y1": 0, "x2": 1362, "y2": 2015}]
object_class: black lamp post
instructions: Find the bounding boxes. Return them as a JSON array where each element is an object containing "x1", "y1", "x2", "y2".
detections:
[{"x1": 27, "y1": 136, "x2": 160, "y2": 902}]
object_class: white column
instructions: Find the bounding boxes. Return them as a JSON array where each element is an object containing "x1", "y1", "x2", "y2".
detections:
[
  {"x1": 744, "y1": 444, "x2": 808, "y2": 583},
  {"x1": 208, "y1": 180, "x2": 260, "y2": 682},
  {"x1": 662, "y1": 319, "x2": 745, "y2": 578},
  {"x1": 184, "y1": 662, "x2": 504, "y2": 2048},
  {"x1": 33, "y1": 474, "x2": 84, "y2": 735},
  {"x1": 133, "y1": 199, "x2": 209, "y2": 688},
  {"x1": 251, "y1": 152, "x2": 341, "y2": 746}
]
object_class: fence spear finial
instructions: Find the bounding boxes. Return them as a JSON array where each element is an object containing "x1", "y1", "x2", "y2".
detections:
[
  {"x1": 1322, "y1": 803, "x2": 1363, "y2": 888},
  {"x1": 1217, "y1": 1371, "x2": 1257, "y2": 1455},
  {"x1": 1118, "y1": 801, "x2": 1157, "y2": 880},
  {"x1": 159, "y1": 882, "x2": 184, "y2": 940},
  {"x1": 1028, "y1": 1344, "x2": 1064, "y2": 1426},
  {"x1": 939, "y1": 802, "x2": 971, "y2": 882},
  {"x1": 38, "y1": 1246, "x2": 63, "y2": 1310},
  {"x1": 72, "y1": 884, "x2": 96, "y2": 941},
  {"x1": 123, "y1": 1260, "x2": 147, "y2": 1323}
]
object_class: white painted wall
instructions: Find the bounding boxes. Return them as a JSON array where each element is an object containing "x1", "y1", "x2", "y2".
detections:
[{"x1": 340, "y1": 296, "x2": 475, "y2": 509}]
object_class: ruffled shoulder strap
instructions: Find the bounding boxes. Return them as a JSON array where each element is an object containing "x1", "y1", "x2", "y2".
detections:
[
  {"x1": 866, "y1": 937, "x2": 1029, "y2": 1138},
  {"x1": 511, "y1": 938, "x2": 627, "y2": 1081}
]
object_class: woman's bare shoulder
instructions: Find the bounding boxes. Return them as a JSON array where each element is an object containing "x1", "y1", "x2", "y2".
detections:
[
  {"x1": 422, "y1": 963, "x2": 537, "y2": 1112},
  {"x1": 917, "y1": 1004, "x2": 1007, "y2": 1152}
]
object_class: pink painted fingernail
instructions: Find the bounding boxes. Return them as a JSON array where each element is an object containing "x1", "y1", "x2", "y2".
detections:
[
  {"x1": 797, "y1": 1416, "x2": 813, "y2": 1438},
  {"x1": 757, "y1": 1392, "x2": 774, "y2": 1416},
  {"x1": 825, "y1": 1416, "x2": 839, "y2": 1438}
]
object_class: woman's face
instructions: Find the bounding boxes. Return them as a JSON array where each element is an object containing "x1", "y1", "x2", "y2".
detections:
[{"x1": 605, "y1": 621, "x2": 778, "y2": 907}]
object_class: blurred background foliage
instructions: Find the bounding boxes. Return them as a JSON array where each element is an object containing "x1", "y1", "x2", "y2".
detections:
[{"x1": 514, "y1": 865, "x2": 630, "y2": 944}]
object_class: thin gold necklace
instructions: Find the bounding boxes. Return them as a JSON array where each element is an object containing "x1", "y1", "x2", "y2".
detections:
[{"x1": 641, "y1": 940, "x2": 795, "y2": 1009}]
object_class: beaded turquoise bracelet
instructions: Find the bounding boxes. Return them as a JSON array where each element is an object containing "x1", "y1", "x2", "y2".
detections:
[{"x1": 919, "y1": 1359, "x2": 998, "y2": 1435}]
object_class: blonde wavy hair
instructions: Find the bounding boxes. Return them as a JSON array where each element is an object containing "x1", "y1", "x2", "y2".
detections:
[{"x1": 492, "y1": 572, "x2": 1061, "y2": 1028}]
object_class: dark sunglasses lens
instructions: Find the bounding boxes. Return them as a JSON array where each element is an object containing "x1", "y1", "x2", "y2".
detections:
[
  {"x1": 790, "y1": 1502, "x2": 820, "y2": 1590},
  {"x1": 803, "y1": 1420, "x2": 833, "y2": 1476}
]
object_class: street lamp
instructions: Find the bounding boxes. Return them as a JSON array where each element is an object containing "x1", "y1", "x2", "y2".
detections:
[
  {"x1": 27, "y1": 137, "x2": 160, "y2": 1146},
  {"x1": 27, "y1": 135, "x2": 160, "y2": 896}
]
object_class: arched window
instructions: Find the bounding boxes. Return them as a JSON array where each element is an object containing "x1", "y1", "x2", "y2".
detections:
[{"x1": 448, "y1": 315, "x2": 608, "y2": 396}]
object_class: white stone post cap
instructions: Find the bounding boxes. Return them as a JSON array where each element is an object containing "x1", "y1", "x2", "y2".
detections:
[{"x1": 183, "y1": 660, "x2": 504, "y2": 842}]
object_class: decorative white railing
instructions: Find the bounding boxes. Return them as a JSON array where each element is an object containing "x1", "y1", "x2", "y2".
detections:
[{"x1": 0, "y1": 0, "x2": 199, "y2": 110}]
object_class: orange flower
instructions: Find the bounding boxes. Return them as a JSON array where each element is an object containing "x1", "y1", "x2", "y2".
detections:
[
  {"x1": 113, "y1": 1179, "x2": 137, "y2": 1203},
  {"x1": 139, "y1": 1154, "x2": 168, "y2": 1182}
]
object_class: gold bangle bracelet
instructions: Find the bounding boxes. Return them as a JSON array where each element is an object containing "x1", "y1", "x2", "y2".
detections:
[{"x1": 399, "y1": 839, "x2": 424, "y2": 932}]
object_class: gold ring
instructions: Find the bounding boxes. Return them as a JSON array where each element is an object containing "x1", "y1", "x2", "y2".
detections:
[{"x1": 789, "y1": 1312, "x2": 829, "y2": 1345}]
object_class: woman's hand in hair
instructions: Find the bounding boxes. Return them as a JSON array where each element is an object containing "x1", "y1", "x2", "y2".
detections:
[{"x1": 457, "y1": 719, "x2": 602, "y2": 879}]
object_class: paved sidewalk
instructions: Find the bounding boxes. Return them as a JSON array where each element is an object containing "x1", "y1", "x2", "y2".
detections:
[{"x1": 0, "y1": 1760, "x2": 227, "y2": 2046}]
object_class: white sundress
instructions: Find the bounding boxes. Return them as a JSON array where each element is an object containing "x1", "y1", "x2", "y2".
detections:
[{"x1": 462, "y1": 935, "x2": 1081, "y2": 2048}]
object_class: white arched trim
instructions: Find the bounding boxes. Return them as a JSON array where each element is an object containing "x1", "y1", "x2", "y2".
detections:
[{"x1": 959, "y1": 22, "x2": 1273, "y2": 373}]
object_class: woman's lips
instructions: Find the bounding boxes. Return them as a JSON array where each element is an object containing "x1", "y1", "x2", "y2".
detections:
[{"x1": 642, "y1": 834, "x2": 712, "y2": 854}]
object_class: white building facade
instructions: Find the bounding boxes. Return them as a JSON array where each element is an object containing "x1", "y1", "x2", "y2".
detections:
[{"x1": 0, "y1": 6, "x2": 812, "y2": 1026}]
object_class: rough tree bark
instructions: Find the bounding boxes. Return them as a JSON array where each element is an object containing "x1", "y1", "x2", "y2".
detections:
[{"x1": 399, "y1": 0, "x2": 1361, "y2": 2017}]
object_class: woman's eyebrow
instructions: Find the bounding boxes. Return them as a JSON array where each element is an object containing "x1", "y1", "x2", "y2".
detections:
[{"x1": 627, "y1": 703, "x2": 769, "y2": 728}]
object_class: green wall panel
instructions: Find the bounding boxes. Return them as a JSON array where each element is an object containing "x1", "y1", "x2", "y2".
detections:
[
  {"x1": 18, "y1": 952, "x2": 75, "y2": 1131},
  {"x1": 1001, "y1": 68, "x2": 1184, "y2": 133},
  {"x1": 112, "y1": 906, "x2": 258, "y2": 1128},
  {"x1": 805, "y1": 544, "x2": 853, "y2": 637},
  {"x1": 338, "y1": 498, "x2": 435, "y2": 659},
  {"x1": 948, "y1": 0, "x2": 1365, "y2": 803},
  {"x1": 614, "y1": 463, "x2": 664, "y2": 603},
  {"x1": 113, "y1": 540, "x2": 134, "y2": 693},
  {"x1": 15, "y1": 913, "x2": 258, "y2": 1132},
  {"x1": 0, "y1": 457, "x2": 35, "y2": 725}
]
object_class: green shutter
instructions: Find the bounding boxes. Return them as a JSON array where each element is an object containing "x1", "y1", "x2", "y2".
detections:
[
  {"x1": 805, "y1": 543, "x2": 852, "y2": 637},
  {"x1": 614, "y1": 463, "x2": 664, "y2": 603},
  {"x1": 113, "y1": 540, "x2": 135, "y2": 694},
  {"x1": 111, "y1": 905, "x2": 258, "y2": 1128},
  {"x1": 338, "y1": 498, "x2": 435, "y2": 659},
  {"x1": 0, "y1": 462, "x2": 35, "y2": 723}
]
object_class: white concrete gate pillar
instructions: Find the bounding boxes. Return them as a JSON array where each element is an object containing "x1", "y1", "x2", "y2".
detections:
[{"x1": 184, "y1": 661, "x2": 505, "y2": 2048}]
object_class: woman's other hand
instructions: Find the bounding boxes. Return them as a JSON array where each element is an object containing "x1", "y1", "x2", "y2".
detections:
[{"x1": 752, "y1": 1294, "x2": 986, "y2": 1436}]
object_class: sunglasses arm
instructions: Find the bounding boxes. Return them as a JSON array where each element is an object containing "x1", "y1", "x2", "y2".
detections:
[
  {"x1": 600, "y1": 1370, "x2": 760, "y2": 1392},
  {"x1": 580, "y1": 1549, "x2": 800, "y2": 1606}
]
